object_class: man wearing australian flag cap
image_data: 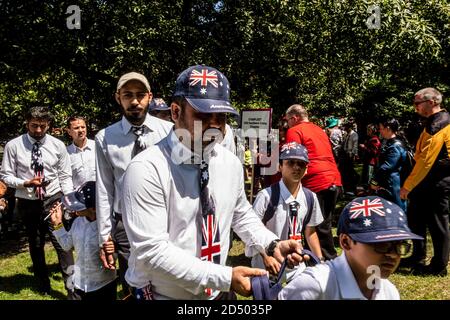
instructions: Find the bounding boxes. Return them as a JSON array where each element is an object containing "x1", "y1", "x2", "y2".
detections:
[
  {"x1": 279, "y1": 196, "x2": 423, "y2": 300},
  {"x1": 122, "y1": 65, "x2": 306, "y2": 300}
]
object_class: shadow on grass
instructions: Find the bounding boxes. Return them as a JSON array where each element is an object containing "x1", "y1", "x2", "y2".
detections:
[
  {"x1": 0, "y1": 231, "x2": 29, "y2": 259},
  {"x1": 26, "y1": 262, "x2": 64, "y2": 280},
  {"x1": 0, "y1": 272, "x2": 67, "y2": 300}
]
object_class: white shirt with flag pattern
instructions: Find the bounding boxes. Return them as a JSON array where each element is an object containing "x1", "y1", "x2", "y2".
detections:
[{"x1": 122, "y1": 129, "x2": 278, "y2": 300}]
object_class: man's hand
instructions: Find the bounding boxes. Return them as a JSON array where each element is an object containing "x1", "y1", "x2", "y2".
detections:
[
  {"x1": 262, "y1": 254, "x2": 281, "y2": 275},
  {"x1": 231, "y1": 266, "x2": 267, "y2": 297},
  {"x1": 273, "y1": 239, "x2": 305, "y2": 267},
  {"x1": 100, "y1": 235, "x2": 116, "y2": 270},
  {"x1": 24, "y1": 176, "x2": 44, "y2": 188},
  {"x1": 400, "y1": 187, "x2": 410, "y2": 200}
]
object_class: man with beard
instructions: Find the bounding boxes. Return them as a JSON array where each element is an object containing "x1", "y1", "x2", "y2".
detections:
[
  {"x1": 0, "y1": 106, "x2": 75, "y2": 297},
  {"x1": 95, "y1": 72, "x2": 172, "y2": 295},
  {"x1": 121, "y1": 65, "x2": 305, "y2": 300}
]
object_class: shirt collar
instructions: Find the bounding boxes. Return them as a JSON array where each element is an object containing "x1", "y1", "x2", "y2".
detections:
[
  {"x1": 27, "y1": 133, "x2": 47, "y2": 145},
  {"x1": 167, "y1": 128, "x2": 217, "y2": 165},
  {"x1": 71, "y1": 139, "x2": 93, "y2": 152},
  {"x1": 121, "y1": 114, "x2": 154, "y2": 135},
  {"x1": 332, "y1": 254, "x2": 368, "y2": 300},
  {"x1": 279, "y1": 180, "x2": 302, "y2": 204}
]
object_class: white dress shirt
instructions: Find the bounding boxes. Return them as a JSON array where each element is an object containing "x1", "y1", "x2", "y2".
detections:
[
  {"x1": 0, "y1": 134, "x2": 73, "y2": 199},
  {"x1": 248, "y1": 180, "x2": 323, "y2": 281},
  {"x1": 67, "y1": 138, "x2": 96, "y2": 189},
  {"x1": 278, "y1": 253, "x2": 400, "y2": 300},
  {"x1": 122, "y1": 129, "x2": 278, "y2": 300},
  {"x1": 53, "y1": 217, "x2": 117, "y2": 292},
  {"x1": 95, "y1": 114, "x2": 172, "y2": 245}
]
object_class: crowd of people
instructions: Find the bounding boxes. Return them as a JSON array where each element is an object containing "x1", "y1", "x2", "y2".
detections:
[{"x1": 0, "y1": 65, "x2": 447, "y2": 301}]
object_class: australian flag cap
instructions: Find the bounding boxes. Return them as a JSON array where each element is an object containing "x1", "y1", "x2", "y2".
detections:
[
  {"x1": 61, "y1": 181, "x2": 96, "y2": 212},
  {"x1": 149, "y1": 98, "x2": 169, "y2": 111},
  {"x1": 337, "y1": 196, "x2": 423, "y2": 243},
  {"x1": 172, "y1": 65, "x2": 238, "y2": 115},
  {"x1": 279, "y1": 142, "x2": 309, "y2": 163}
]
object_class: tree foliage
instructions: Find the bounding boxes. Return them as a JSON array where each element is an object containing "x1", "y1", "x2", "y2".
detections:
[{"x1": 0, "y1": 0, "x2": 448, "y2": 136}]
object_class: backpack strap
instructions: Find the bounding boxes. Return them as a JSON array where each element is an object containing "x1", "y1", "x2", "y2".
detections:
[
  {"x1": 301, "y1": 187, "x2": 315, "y2": 234},
  {"x1": 262, "y1": 182, "x2": 280, "y2": 225}
]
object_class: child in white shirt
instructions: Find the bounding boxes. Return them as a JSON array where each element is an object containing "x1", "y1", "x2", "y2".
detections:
[{"x1": 50, "y1": 181, "x2": 117, "y2": 300}]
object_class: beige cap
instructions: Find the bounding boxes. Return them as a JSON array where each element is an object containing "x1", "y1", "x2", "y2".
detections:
[{"x1": 116, "y1": 72, "x2": 151, "y2": 92}]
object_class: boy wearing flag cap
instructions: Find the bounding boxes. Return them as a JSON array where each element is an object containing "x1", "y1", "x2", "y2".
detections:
[
  {"x1": 278, "y1": 196, "x2": 423, "y2": 300},
  {"x1": 246, "y1": 141, "x2": 324, "y2": 282},
  {"x1": 122, "y1": 65, "x2": 305, "y2": 300},
  {"x1": 50, "y1": 181, "x2": 117, "y2": 300}
]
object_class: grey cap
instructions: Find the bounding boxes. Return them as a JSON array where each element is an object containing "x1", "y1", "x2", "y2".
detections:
[{"x1": 117, "y1": 72, "x2": 151, "y2": 92}]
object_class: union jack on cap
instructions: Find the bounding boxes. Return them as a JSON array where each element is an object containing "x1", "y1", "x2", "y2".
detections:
[
  {"x1": 337, "y1": 196, "x2": 423, "y2": 243},
  {"x1": 280, "y1": 142, "x2": 309, "y2": 163},
  {"x1": 172, "y1": 65, "x2": 238, "y2": 115}
]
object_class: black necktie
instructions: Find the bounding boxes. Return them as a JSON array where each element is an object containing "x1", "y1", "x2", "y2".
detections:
[
  {"x1": 132, "y1": 126, "x2": 145, "y2": 158},
  {"x1": 288, "y1": 201, "x2": 301, "y2": 241},
  {"x1": 199, "y1": 160, "x2": 220, "y2": 296},
  {"x1": 31, "y1": 141, "x2": 45, "y2": 200}
]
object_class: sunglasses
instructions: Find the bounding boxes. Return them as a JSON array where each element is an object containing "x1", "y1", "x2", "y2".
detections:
[{"x1": 369, "y1": 240, "x2": 412, "y2": 257}]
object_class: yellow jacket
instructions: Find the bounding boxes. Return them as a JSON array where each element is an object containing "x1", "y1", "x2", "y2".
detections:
[{"x1": 404, "y1": 111, "x2": 450, "y2": 191}]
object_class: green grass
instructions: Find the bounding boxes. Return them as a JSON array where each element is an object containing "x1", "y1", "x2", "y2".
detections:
[{"x1": 0, "y1": 232, "x2": 448, "y2": 300}]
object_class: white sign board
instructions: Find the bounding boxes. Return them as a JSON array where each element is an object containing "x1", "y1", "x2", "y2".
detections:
[{"x1": 240, "y1": 109, "x2": 272, "y2": 137}]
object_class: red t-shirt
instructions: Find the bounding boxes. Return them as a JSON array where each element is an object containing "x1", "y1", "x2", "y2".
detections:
[{"x1": 285, "y1": 122, "x2": 342, "y2": 192}]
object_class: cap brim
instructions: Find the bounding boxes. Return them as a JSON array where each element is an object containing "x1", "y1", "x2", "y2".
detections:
[
  {"x1": 279, "y1": 155, "x2": 309, "y2": 163},
  {"x1": 61, "y1": 194, "x2": 86, "y2": 212},
  {"x1": 154, "y1": 106, "x2": 170, "y2": 111},
  {"x1": 349, "y1": 230, "x2": 424, "y2": 243},
  {"x1": 185, "y1": 97, "x2": 239, "y2": 115}
]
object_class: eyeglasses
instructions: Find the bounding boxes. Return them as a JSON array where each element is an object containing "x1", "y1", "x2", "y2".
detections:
[{"x1": 369, "y1": 240, "x2": 412, "y2": 257}]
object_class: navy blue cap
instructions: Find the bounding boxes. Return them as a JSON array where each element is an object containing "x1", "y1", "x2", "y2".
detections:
[
  {"x1": 61, "y1": 181, "x2": 96, "y2": 212},
  {"x1": 337, "y1": 196, "x2": 423, "y2": 243},
  {"x1": 149, "y1": 98, "x2": 169, "y2": 111},
  {"x1": 279, "y1": 142, "x2": 309, "y2": 163},
  {"x1": 172, "y1": 65, "x2": 238, "y2": 115}
]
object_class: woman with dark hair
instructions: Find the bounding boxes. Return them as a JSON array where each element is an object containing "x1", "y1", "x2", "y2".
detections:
[{"x1": 370, "y1": 118, "x2": 407, "y2": 211}]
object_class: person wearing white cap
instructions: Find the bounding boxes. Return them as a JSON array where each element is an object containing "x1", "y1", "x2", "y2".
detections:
[{"x1": 95, "y1": 72, "x2": 172, "y2": 295}]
